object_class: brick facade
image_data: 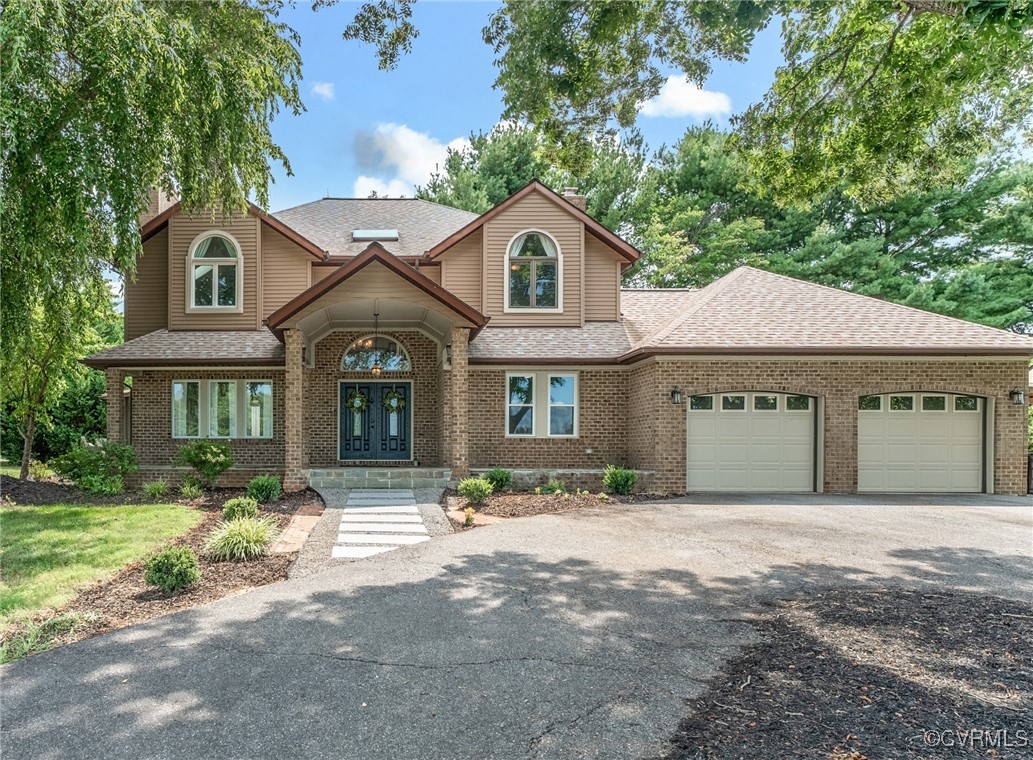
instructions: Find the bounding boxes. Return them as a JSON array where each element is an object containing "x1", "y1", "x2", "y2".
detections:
[{"x1": 115, "y1": 356, "x2": 1030, "y2": 495}]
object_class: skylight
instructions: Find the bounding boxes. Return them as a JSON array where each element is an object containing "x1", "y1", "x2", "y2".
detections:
[{"x1": 352, "y1": 229, "x2": 399, "y2": 242}]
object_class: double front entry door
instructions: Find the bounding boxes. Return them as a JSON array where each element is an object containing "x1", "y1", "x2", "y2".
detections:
[{"x1": 339, "y1": 382, "x2": 411, "y2": 461}]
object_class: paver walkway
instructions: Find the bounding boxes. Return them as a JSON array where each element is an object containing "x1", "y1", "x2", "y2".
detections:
[{"x1": 331, "y1": 488, "x2": 430, "y2": 559}]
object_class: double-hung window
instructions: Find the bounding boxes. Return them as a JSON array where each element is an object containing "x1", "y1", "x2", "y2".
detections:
[
  {"x1": 505, "y1": 372, "x2": 578, "y2": 437},
  {"x1": 172, "y1": 380, "x2": 272, "y2": 439},
  {"x1": 189, "y1": 233, "x2": 242, "y2": 311}
]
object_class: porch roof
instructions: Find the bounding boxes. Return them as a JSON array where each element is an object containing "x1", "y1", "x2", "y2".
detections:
[
  {"x1": 265, "y1": 243, "x2": 488, "y2": 345},
  {"x1": 82, "y1": 329, "x2": 285, "y2": 369}
]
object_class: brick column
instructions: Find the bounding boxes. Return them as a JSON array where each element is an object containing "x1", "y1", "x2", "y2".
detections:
[
  {"x1": 105, "y1": 369, "x2": 125, "y2": 442},
  {"x1": 283, "y1": 329, "x2": 305, "y2": 491},
  {"x1": 442, "y1": 327, "x2": 470, "y2": 478}
]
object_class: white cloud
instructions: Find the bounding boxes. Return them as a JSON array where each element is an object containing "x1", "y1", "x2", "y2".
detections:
[
  {"x1": 352, "y1": 123, "x2": 469, "y2": 197},
  {"x1": 311, "y1": 82, "x2": 335, "y2": 101},
  {"x1": 640, "y1": 76, "x2": 731, "y2": 119}
]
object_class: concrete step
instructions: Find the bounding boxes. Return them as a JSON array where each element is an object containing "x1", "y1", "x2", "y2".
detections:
[
  {"x1": 337, "y1": 534, "x2": 431, "y2": 545},
  {"x1": 341, "y1": 505, "x2": 420, "y2": 514},
  {"x1": 308, "y1": 467, "x2": 450, "y2": 490},
  {"x1": 331, "y1": 545, "x2": 398, "y2": 559},
  {"x1": 336, "y1": 522, "x2": 428, "y2": 534},
  {"x1": 340, "y1": 514, "x2": 424, "y2": 524}
]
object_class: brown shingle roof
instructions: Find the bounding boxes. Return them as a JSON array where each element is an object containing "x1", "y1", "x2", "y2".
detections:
[
  {"x1": 468, "y1": 323, "x2": 632, "y2": 364},
  {"x1": 83, "y1": 330, "x2": 285, "y2": 368},
  {"x1": 272, "y1": 198, "x2": 478, "y2": 258},
  {"x1": 622, "y1": 267, "x2": 1033, "y2": 358}
]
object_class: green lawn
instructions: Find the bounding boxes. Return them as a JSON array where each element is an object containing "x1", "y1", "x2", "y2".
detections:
[
  {"x1": 0, "y1": 504, "x2": 202, "y2": 630},
  {"x1": 1, "y1": 465, "x2": 21, "y2": 478}
]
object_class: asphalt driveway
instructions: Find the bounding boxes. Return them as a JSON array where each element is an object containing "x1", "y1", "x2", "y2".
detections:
[{"x1": 3, "y1": 494, "x2": 1031, "y2": 759}]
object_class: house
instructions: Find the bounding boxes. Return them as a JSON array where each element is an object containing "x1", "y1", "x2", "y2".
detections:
[{"x1": 85, "y1": 181, "x2": 1033, "y2": 495}]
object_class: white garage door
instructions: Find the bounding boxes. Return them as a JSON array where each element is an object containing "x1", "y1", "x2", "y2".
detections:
[
  {"x1": 857, "y1": 393, "x2": 984, "y2": 493},
  {"x1": 686, "y1": 392, "x2": 816, "y2": 492}
]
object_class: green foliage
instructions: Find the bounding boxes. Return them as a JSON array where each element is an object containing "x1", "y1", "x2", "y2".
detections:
[
  {"x1": 173, "y1": 440, "x2": 233, "y2": 487},
  {"x1": 142, "y1": 479, "x2": 169, "y2": 502},
  {"x1": 0, "y1": 612, "x2": 96, "y2": 664},
  {"x1": 50, "y1": 441, "x2": 137, "y2": 493},
  {"x1": 179, "y1": 481, "x2": 203, "y2": 501},
  {"x1": 222, "y1": 497, "x2": 259, "y2": 522},
  {"x1": 458, "y1": 477, "x2": 493, "y2": 505},
  {"x1": 204, "y1": 517, "x2": 279, "y2": 562},
  {"x1": 1, "y1": 0, "x2": 303, "y2": 349},
  {"x1": 144, "y1": 546, "x2": 201, "y2": 592},
  {"x1": 602, "y1": 465, "x2": 638, "y2": 495},
  {"x1": 540, "y1": 478, "x2": 566, "y2": 495},
  {"x1": 27, "y1": 460, "x2": 52, "y2": 481},
  {"x1": 77, "y1": 474, "x2": 123, "y2": 496},
  {"x1": 482, "y1": 468, "x2": 513, "y2": 492},
  {"x1": 246, "y1": 475, "x2": 282, "y2": 504}
]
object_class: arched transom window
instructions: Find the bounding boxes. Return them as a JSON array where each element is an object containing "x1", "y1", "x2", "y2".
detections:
[
  {"x1": 189, "y1": 233, "x2": 242, "y2": 310},
  {"x1": 342, "y1": 336, "x2": 411, "y2": 372},
  {"x1": 508, "y1": 231, "x2": 559, "y2": 309}
]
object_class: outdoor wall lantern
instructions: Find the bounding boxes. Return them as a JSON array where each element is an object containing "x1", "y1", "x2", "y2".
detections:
[
  {"x1": 670, "y1": 387, "x2": 683, "y2": 405},
  {"x1": 1008, "y1": 388, "x2": 1025, "y2": 405}
]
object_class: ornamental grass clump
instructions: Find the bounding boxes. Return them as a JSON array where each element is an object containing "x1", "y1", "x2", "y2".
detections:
[
  {"x1": 222, "y1": 496, "x2": 258, "y2": 521},
  {"x1": 179, "y1": 480, "x2": 203, "y2": 500},
  {"x1": 602, "y1": 465, "x2": 637, "y2": 495},
  {"x1": 144, "y1": 546, "x2": 201, "y2": 592},
  {"x1": 458, "y1": 477, "x2": 493, "y2": 506},
  {"x1": 142, "y1": 479, "x2": 170, "y2": 502},
  {"x1": 246, "y1": 475, "x2": 281, "y2": 503},
  {"x1": 204, "y1": 517, "x2": 279, "y2": 562}
]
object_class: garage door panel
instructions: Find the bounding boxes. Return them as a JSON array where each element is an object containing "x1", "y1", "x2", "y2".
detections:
[
  {"x1": 686, "y1": 393, "x2": 815, "y2": 493},
  {"x1": 857, "y1": 394, "x2": 983, "y2": 493}
]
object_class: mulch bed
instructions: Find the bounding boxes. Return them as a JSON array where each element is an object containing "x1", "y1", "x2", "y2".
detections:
[
  {"x1": 0, "y1": 475, "x2": 150, "y2": 506},
  {"x1": 445, "y1": 490, "x2": 620, "y2": 524},
  {"x1": 660, "y1": 587, "x2": 1033, "y2": 760}
]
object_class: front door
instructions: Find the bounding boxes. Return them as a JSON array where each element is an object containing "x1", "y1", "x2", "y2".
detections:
[{"x1": 340, "y1": 382, "x2": 411, "y2": 461}]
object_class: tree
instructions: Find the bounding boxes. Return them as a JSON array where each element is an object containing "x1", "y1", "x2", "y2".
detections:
[
  {"x1": 2, "y1": 286, "x2": 116, "y2": 478},
  {"x1": 343, "y1": 0, "x2": 1033, "y2": 203},
  {"x1": 0, "y1": 0, "x2": 303, "y2": 342}
]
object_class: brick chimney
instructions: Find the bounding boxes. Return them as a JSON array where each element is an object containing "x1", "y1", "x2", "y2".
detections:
[
  {"x1": 562, "y1": 186, "x2": 587, "y2": 211},
  {"x1": 140, "y1": 186, "x2": 178, "y2": 226}
]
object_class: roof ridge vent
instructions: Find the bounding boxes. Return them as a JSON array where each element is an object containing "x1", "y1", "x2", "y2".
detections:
[{"x1": 352, "y1": 229, "x2": 399, "y2": 242}]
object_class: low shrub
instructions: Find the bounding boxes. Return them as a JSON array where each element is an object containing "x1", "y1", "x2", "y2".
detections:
[
  {"x1": 144, "y1": 546, "x2": 201, "y2": 592},
  {"x1": 51, "y1": 441, "x2": 138, "y2": 492},
  {"x1": 173, "y1": 440, "x2": 233, "y2": 487},
  {"x1": 204, "y1": 517, "x2": 279, "y2": 561},
  {"x1": 28, "y1": 460, "x2": 53, "y2": 481},
  {"x1": 482, "y1": 467, "x2": 512, "y2": 492},
  {"x1": 246, "y1": 475, "x2": 281, "y2": 503},
  {"x1": 463, "y1": 506, "x2": 475, "y2": 526},
  {"x1": 458, "y1": 477, "x2": 493, "y2": 505},
  {"x1": 179, "y1": 481, "x2": 203, "y2": 500},
  {"x1": 602, "y1": 465, "x2": 637, "y2": 495},
  {"x1": 77, "y1": 474, "x2": 124, "y2": 495},
  {"x1": 142, "y1": 479, "x2": 169, "y2": 502},
  {"x1": 222, "y1": 496, "x2": 258, "y2": 521},
  {"x1": 540, "y1": 478, "x2": 566, "y2": 495}
]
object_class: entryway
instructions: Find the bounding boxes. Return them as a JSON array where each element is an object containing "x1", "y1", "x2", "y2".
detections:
[
  {"x1": 339, "y1": 382, "x2": 411, "y2": 461},
  {"x1": 857, "y1": 393, "x2": 985, "y2": 493},
  {"x1": 686, "y1": 392, "x2": 817, "y2": 492}
]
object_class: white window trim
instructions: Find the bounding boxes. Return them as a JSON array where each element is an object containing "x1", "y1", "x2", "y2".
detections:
[
  {"x1": 888, "y1": 394, "x2": 916, "y2": 412},
  {"x1": 505, "y1": 372, "x2": 536, "y2": 437},
  {"x1": 547, "y1": 373, "x2": 579, "y2": 438},
  {"x1": 503, "y1": 228, "x2": 563, "y2": 314},
  {"x1": 689, "y1": 394, "x2": 715, "y2": 412},
  {"x1": 504, "y1": 371, "x2": 580, "y2": 438},
  {"x1": 341, "y1": 334, "x2": 412, "y2": 373},
  {"x1": 721, "y1": 394, "x2": 747, "y2": 412},
  {"x1": 751, "y1": 393, "x2": 780, "y2": 412},
  {"x1": 171, "y1": 379, "x2": 273, "y2": 440},
  {"x1": 954, "y1": 395, "x2": 981, "y2": 412},
  {"x1": 859, "y1": 395, "x2": 882, "y2": 412},
  {"x1": 920, "y1": 394, "x2": 948, "y2": 413},
  {"x1": 785, "y1": 395, "x2": 812, "y2": 413},
  {"x1": 186, "y1": 230, "x2": 244, "y2": 314}
]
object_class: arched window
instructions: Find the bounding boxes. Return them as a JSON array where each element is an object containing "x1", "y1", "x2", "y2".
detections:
[
  {"x1": 508, "y1": 230, "x2": 559, "y2": 310},
  {"x1": 188, "y1": 232, "x2": 242, "y2": 311},
  {"x1": 342, "y1": 336, "x2": 411, "y2": 372}
]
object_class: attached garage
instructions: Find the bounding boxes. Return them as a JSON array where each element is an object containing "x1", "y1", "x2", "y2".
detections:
[
  {"x1": 686, "y1": 392, "x2": 817, "y2": 492},
  {"x1": 857, "y1": 393, "x2": 985, "y2": 493}
]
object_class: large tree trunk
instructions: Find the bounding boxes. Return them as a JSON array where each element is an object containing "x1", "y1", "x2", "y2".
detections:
[{"x1": 19, "y1": 413, "x2": 36, "y2": 480}]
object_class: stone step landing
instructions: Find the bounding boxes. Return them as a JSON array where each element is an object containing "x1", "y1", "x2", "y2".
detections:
[{"x1": 309, "y1": 467, "x2": 450, "y2": 490}]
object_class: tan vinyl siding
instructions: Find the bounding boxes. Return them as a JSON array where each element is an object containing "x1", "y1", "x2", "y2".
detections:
[
  {"x1": 416, "y1": 262, "x2": 441, "y2": 285},
  {"x1": 483, "y1": 191, "x2": 582, "y2": 326},
  {"x1": 584, "y1": 233, "x2": 622, "y2": 321},
  {"x1": 312, "y1": 265, "x2": 336, "y2": 284},
  {"x1": 262, "y1": 226, "x2": 313, "y2": 316},
  {"x1": 169, "y1": 212, "x2": 259, "y2": 330},
  {"x1": 124, "y1": 227, "x2": 169, "y2": 340},
  {"x1": 438, "y1": 230, "x2": 482, "y2": 310}
]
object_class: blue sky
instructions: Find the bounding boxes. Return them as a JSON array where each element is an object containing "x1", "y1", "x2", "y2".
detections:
[{"x1": 267, "y1": 1, "x2": 786, "y2": 212}]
